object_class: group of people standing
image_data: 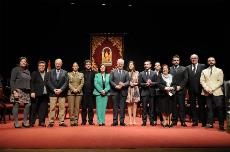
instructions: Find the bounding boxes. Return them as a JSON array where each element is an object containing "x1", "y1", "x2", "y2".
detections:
[{"x1": 9, "y1": 54, "x2": 225, "y2": 131}]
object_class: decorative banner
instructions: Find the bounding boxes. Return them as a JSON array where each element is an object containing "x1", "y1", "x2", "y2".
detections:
[{"x1": 90, "y1": 34, "x2": 124, "y2": 73}]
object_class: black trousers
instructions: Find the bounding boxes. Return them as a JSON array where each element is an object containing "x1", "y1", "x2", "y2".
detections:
[
  {"x1": 30, "y1": 95, "x2": 49, "y2": 125},
  {"x1": 112, "y1": 93, "x2": 126, "y2": 124},
  {"x1": 206, "y1": 95, "x2": 224, "y2": 127},
  {"x1": 172, "y1": 91, "x2": 186, "y2": 123},
  {"x1": 154, "y1": 96, "x2": 163, "y2": 122},
  {"x1": 81, "y1": 94, "x2": 94, "y2": 123},
  {"x1": 189, "y1": 92, "x2": 206, "y2": 125},
  {"x1": 142, "y1": 95, "x2": 154, "y2": 123}
]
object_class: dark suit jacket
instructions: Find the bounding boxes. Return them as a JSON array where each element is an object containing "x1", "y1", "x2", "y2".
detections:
[
  {"x1": 82, "y1": 70, "x2": 96, "y2": 95},
  {"x1": 138, "y1": 70, "x2": 158, "y2": 97},
  {"x1": 186, "y1": 63, "x2": 206, "y2": 94},
  {"x1": 170, "y1": 65, "x2": 187, "y2": 93},
  {"x1": 30, "y1": 70, "x2": 48, "y2": 97},
  {"x1": 46, "y1": 69, "x2": 69, "y2": 97},
  {"x1": 10, "y1": 66, "x2": 31, "y2": 92},
  {"x1": 109, "y1": 69, "x2": 130, "y2": 96}
]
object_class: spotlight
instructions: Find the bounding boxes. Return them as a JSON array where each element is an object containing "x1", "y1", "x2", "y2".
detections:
[
  {"x1": 70, "y1": 2, "x2": 75, "y2": 5},
  {"x1": 102, "y1": 3, "x2": 106, "y2": 6},
  {"x1": 128, "y1": 4, "x2": 132, "y2": 7}
]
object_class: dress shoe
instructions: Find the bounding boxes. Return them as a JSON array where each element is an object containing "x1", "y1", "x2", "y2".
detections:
[
  {"x1": 99, "y1": 124, "x2": 102, "y2": 126},
  {"x1": 141, "y1": 122, "x2": 146, "y2": 126},
  {"x1": 160, "y1": 121, "x2": 164, "y2": 127},
  {"x1": 171, "y1": 121, "x2": 177, "y2": 126},
  {"x1": 102, "y1": 123, "x2": 105, "y2": 126},
  {"x1": 14, "y1": 123, "x2": 21, "y2": 128},
  {"x1": 206, "y1": 124, "x2": 213, "y2": 128},
  {"x1": 111, "y1": 122, "x2": 118, "y2": 126},
  {"x1": 202, "y1": 124, "x2": 206, "y2": 127},
  {"x1": 22, "y1": 122, "x2": 30, "y2": 128},
  {"x1": 81, "y1": 122, "x2": 86, "y2": 126},
  {"x1": 120, "y1": 122, "x2": 126, "y2": 126},
  {"x1": 70, "y1": 123, "x2": 76, "y2": 127},
  {"x1": 48, "y1": 123, "x2": 54, "y2": 127},
  {"x1": 192, "y1": 122, "x2": 198, "y2": 126},
  {"x1": 181, "y1": 122, "x2": 187, "y2": 127},
  {"x1": 89, "y1": 122, "x2": 95, "y2": 125},
  {"x1": 70, "y1": 122, "x2": 77, "y2": 126},
  {"x1": 219, "y1": 126, "x2": 225, "y2": 131},
  {"x1": 59, "y1": 123, "x2": 68, "y2": 127},
  {"x1": 168, "y1": 124, "x2": 174, "y2": 128},
  {"x1": 30, "y1": 124, "x2": 35, "y2": 127},
  {"x1": 39, "y1": 123, "x2": 46, "y2": 127},
  {"x1": 71, "y1": 123, "x2": 78, "y2": 126},
  {"x1": 150, "y1": 121, "x2": 157, "y2": 126},
  {"x1": 150, "y1": 122, "x2": 155, "y2": 126}
]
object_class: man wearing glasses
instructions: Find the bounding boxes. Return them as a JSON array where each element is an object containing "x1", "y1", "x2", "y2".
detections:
[{"x1": 185, "y1": 54, "x2": 206, "y2": 127}]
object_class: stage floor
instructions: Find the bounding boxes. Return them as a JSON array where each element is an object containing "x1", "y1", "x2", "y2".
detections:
[{"x1": 0, "y1": 111, "x2": 230, "y2": 149}]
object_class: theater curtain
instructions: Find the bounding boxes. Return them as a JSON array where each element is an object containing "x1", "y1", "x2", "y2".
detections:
[{"x1": 90, "y1": 34, "x2": 124, "y2": 73}]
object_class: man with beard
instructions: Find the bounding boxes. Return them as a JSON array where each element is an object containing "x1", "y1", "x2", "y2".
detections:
[{"x1": 200, "y1": 57, "x2": 225, "y2": 131}]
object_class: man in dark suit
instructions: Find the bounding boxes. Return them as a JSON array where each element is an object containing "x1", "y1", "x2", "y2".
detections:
[
  {"x1": 110, "y1": 58, "x2": 130, "y2": 126},
  {"x1": 30, "y1": 61, "x2": 49, "y2": 127},
  {"x1": 170, "y1": 55, "x2": 188, "y2": 127},
  {"x1": 186, "y1": 54, "x2": 206, "y2": 127},
  {"x1": 139, "y1": 60, "x2": 158, "y2": 126},
  {"x1": 46, "y1": 58, "x2": 69, "y2": 127},
  {"x1": 81, "y1": 60, "x2": 96, "y2": 125}
]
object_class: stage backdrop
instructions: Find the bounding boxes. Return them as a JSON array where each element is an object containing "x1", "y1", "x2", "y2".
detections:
[{"x1": 90, "y1": 34, "x2": 124, "y2": 73}]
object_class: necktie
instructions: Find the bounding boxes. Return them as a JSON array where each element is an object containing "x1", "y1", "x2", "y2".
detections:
[
  {"x1": 174, "y1": 66, "x2": 178, "y2": 72},
  {"x1": 146, "y1": 70, "x2": 150, "y2": 78},
  {"x1": 118, "y1": 70, "x2": 122, "y2": 81},
  {"x1": 210, "y1": 66, "x2": 213, "y2": 76},
  {"x1": 192, "y1": 64, "x2": 196, "y2": 74}
]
